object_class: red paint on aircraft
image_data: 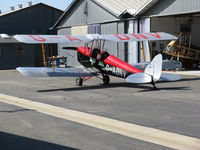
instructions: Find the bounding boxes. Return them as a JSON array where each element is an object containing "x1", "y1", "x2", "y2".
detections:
[
  {"x1": 65, "y1": 35, "x2": 83, "y2": 42},
  {"x1": 77, "y1": 47, "x2": 92, "y2": 57},
  {"x1": 130, "y1": 33, "x2": 148, "y2": 39},
  {"x1": 114, "y1": 33, "x2": 161, "y2": 41},
  {"x1": 114, "y1": 34, "x2": 131, "y2": 40},
  {"x1": 146, "y1": 33, "x2": 161, "y2": 38},
  {"x1": 29, "y1": 35, "x2": 46, "y2": 42}
]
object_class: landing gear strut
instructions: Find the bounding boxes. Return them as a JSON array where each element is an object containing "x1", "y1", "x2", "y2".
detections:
[
  {"x1": 103, "y1": 75, "x2": 110, "y2": 85},
  {"x1": 151, "y1": 77, "x2": 157, "y2": 89},
  {"x1": 76, "y1": 77, "x2": 83, "y2": 86}
]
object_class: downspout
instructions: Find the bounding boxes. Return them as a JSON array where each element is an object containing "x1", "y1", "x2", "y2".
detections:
[{"x1": 137, "y1": 17, "x2": 140, "y2": 62}]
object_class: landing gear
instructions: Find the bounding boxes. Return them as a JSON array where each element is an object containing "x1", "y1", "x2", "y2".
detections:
[
  {"x1": 75, "y1": 75, "x2": 110, "y2": 86},
  {"x1": 103, "y1": 75, "x2": 110, "y2": 85},
  {"x1": 76, "y1": 77, "x2": 83, "y2": 86},
  {"x1": 151, "y1": 77, "x2": 157, "y2": 89}
]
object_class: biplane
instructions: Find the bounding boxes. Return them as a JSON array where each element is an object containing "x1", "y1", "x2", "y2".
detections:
[{"x1": 14, "y1": 32, "x2": 181, "y2": 88}]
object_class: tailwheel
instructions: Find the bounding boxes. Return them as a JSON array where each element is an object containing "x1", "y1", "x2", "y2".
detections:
[
  {"x1": 151, "y1": 77, "x2": 157, "y2": 90},
  {"x1": 151, "y1": 81, "x2": 157, "y2": 89},
  {"x1": 103, "y1": 75, "x2": 110, "y2": 85},
  {"x1": 76, "y1": 77, "x2": 83, "y2": 86}
]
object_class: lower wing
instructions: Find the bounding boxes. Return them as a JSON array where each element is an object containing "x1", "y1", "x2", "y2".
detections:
[{"x1": 16, "y1": 67, "x2": 95, "y2": 77}]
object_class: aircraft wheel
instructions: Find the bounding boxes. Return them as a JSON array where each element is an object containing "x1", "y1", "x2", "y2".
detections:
[
  {"x1": 76, "y1": 77, "x2": 83, "y2": 86},
  {"x1": 103, "y1": 75, "x2": 110, "y2": 85}
]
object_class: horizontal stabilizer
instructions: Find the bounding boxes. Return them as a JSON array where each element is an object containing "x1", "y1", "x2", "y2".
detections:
[
  {"x1": 162, "y1": 60, "x2": 181, "y2": 70},
  {"x1": 126, "y1": 54, "x2": 163, "y2": 84},
  {"x1": 16, "y1": 67, "x2": 95, "y2": 77},
  {"x1": 160, "y1": 73, "x2": 182, "y2": 81},
  {"x1": 131, "y1": 60, "x2": 181, "y2": 71},
  {"x1": 126, "y1": 73, "x2": 152, "y2": 83},
  {"x1": 126, "y1": 72, "x2": 182, "y2": 83}
]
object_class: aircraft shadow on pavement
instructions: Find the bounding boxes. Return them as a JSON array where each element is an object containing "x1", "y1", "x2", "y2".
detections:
[
  {"x1": 177, "y1": 77, "x2": 200, "y2": 82},
  {"x1": 37, "y1": 82, "x2": 190, "y2": 93},
  {"x1": 37, "y1": 82, "x2": 151, "y2": 92},
  {"x1": 158, "y1": 77, "x2": 200, "y2": 83},
  {"x1": 138, "y1": 86, "x2": 191, "y2": 92},
  {"x1": 0, "y1": 131, "x2": 79, "y2": 150}
]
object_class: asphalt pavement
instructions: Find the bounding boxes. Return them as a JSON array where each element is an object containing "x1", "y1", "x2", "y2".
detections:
[{"x1": 0, "y1": 69, "x2": 200, "y2": 150}]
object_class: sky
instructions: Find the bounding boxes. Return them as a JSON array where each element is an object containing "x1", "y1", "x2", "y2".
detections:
[{"x1": 0, "y1": 0, "x2": 73, "y2": 13}]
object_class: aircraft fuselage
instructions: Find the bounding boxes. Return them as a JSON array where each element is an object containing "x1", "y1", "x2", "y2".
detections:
[{"x1": 76, "y1": 47, "x2": 143, "y2": 78}]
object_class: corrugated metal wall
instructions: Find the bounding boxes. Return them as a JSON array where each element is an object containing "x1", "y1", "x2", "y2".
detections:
[
  {"x1": 101, "y1": 22, "x2": 118, "y2": 56},
  {"x1": 144, "y1": 0, "x2": 200, "y2": 17},
  {"x1": 61, "y1": 0, "x2": 119, "y2": 27},
  {"x1": 0, "y1": 44, "x2": 35, "y2": 69},
  {"x1": 57, "y1": 28, "x2": 79, "y2": 66}
]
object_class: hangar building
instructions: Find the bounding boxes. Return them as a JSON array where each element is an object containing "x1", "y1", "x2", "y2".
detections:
[
  {"x1": 0, "y1": 3, "x2": 63, "y2": 69},
  {"x1": 53, "y1": 0, "x2": 200, "y2": 69},
  {"x1": 52, "y1": 0, "x2": 152, "y2": 66}
]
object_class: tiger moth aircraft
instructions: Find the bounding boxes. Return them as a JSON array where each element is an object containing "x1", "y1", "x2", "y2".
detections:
[{"x1": 14, "y1": 32, "x2": 182, "y2": 89}]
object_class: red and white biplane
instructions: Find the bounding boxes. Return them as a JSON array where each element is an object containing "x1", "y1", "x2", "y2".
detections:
[{"x1": 14, "y1": 32, "x2": 181, "y2": 88}]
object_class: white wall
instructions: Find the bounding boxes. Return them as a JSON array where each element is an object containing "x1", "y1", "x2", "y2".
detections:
[
  {"x1": 128, "y1": 20, "x2": 138, "y2": 64},
  {"x1": 140, "y1": 18, "x2": 151, "y2": 62}
]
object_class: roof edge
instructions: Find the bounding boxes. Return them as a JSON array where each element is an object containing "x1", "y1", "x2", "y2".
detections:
[
  {"x1": 0, "y1": 2, "x2": 63, "y2": 17},
  {"x1": 51, "y1": 0, "x2": 78, "y2": 30},
  {"x1": 91, "y1": 0, "x2": 120, "y2": 18},
  {"x1": 135, "y1": 0, "x2": 159, "y2": 16}
]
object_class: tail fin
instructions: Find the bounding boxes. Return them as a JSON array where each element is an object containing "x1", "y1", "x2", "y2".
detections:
[
  {"x1": 144, "y1": 54, "x2": 162, "y2": 83},
  {"x1": 126, "y1": 54, "x2": 162, "y2": 84}
]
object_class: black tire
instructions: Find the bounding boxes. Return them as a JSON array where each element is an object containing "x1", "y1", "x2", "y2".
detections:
[
  {"x1": 103, "y1": 75, "x2": 110, "y2": 85},
  {"x1": 76, "y1": 77, "x2": 83, "y2": 86}
]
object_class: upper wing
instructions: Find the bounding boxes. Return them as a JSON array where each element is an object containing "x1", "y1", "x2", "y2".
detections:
[
  {"x1": 13, "y1": 32, "x2": 177, "y2": 44},
  {"x1": 100, "y1": 32, "x2": 177, "y2": 42},
  {"x1": 16, "y1": 67, "x2": 95, "y2": 77},
  {"x1": 13, "y1": 34, "x2": 97, "y2": 44}
]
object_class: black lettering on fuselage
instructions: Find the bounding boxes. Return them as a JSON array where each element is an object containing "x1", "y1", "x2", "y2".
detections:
[{"x1": 103, "y1": 65, "x2": 127, "y2": 78}]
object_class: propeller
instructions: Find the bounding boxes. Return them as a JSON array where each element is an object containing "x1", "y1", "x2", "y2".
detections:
[{"x1": 62, "y1": 47, "x2": 77, "y2": 50}]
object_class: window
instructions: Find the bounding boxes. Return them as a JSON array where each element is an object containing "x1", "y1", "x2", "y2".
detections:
[
  {"x1": 16, "y1": 45, "x2": 24, "y2": 53},
  {"x1": 88, "y1": 24, "x2": 101, "y2": 34}
]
